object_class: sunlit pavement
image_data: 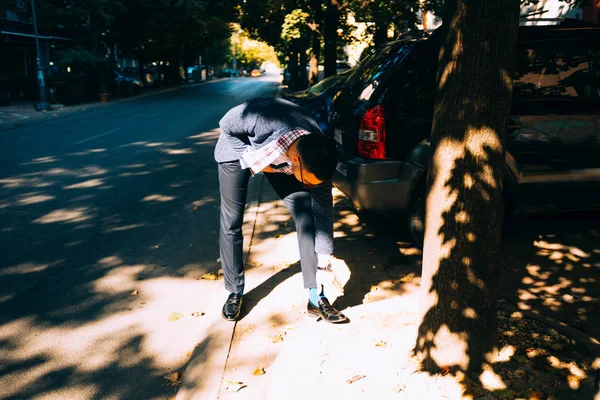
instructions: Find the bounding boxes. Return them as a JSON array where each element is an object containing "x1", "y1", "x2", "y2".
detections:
[
  {"x1": 178, "y1": 179, "x2": 599, "y2": 398},
  {"x1": 2, "y1": 70, "x2": 598, "y2": 399},
  {"x1": 0, "y1": 74, "x2": 280, "y2": 400}
]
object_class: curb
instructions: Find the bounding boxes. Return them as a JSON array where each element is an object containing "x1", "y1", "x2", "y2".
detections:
[{"x1": 176, "y1": 173, "x2": 265, "y2": 400}]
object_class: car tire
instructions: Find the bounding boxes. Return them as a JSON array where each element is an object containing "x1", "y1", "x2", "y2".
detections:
[{"x1": 407, "y1": 180, "x2": 426, "y2": 248}]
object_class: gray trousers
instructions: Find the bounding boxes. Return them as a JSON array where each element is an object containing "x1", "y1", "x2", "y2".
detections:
[{"x1": 218, "y1": 161, "x2": 318, "y2": 293}]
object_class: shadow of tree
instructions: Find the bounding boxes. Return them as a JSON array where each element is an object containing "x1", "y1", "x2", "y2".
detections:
[
  {"x1": 0, "y1": 79, "x2": 281, "y2": 399},
  {"x1": 501, "y1": 212, "x2": 600, "y2": 343}
]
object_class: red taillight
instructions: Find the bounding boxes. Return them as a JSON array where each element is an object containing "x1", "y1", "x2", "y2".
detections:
[{"x1": 358, "y1": 105, "x2": 386, "y2": 159}]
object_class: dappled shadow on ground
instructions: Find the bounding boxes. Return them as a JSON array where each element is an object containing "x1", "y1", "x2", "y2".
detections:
[
  {"x1": 0, "y1": 125, "x2": 223, "y2": 399},
  {"x1": 502, "y1": 212, "x2": 600, "y2": 343},
  {"x1": 242, "y1": 185, "x2": 423, "y2": 314}
]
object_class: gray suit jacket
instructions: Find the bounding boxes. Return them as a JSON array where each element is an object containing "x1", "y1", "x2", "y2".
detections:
[{"x1": 214, "y1": 97, "x2": 333, "y2": 255}]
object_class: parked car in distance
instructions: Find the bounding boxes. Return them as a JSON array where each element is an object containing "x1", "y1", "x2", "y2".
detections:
[
  {"x1": 143, "y1": 68, "x2": 159, "y2": 86},
  {"x1": 282, "y1": 68, "x2": 354, "y2": 133},
  {"x1": 113, "y1": 70, "x2": 142, "y2": 96},
  {"x1": 329, "y1": 19, "x2": 600, "y2": 246},
  {"x1": 250, "y1": 69, "x2": 262, "y2": 77},
  {"x1": 217, "y1": 68, "x2": 233, "y2": 78}
]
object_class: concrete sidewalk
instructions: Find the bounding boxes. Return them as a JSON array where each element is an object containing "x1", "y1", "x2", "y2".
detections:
[
  {"x1": 176, "y1": 174, "x2": 600, "y2": 400},
  {"x1": 175, "y1": 174, "x2": 426, "y2": 400}
]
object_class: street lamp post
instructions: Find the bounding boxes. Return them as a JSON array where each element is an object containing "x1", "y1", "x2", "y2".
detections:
[{"x1": 31, "y1": 0, "x2": 49, "y2": 111}]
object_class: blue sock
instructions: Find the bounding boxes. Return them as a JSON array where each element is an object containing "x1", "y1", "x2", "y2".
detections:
[
  {"x1": 309, "y1": 288, "x2": 319, "y2": 305},
  {"x1": 309, "y1": 287, "x2": 323, "y2": 306}
]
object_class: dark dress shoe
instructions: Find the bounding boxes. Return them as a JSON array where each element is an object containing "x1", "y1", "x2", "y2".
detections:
[
  {"x1": 222, "y1": 293, "x2": 243, "y2": 321},
  {"x1": 307, "y1": 297, "x2": 347, "y2": 323}
]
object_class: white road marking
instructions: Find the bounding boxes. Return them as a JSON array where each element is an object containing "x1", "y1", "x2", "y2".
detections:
[{"x1": 77, "y1": 128, "x2": 121, "y2": 144}]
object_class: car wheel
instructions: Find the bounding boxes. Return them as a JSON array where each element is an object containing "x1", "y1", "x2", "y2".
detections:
[{"x1": 407, "y1": 180, "x2": 426, "y2": 248}]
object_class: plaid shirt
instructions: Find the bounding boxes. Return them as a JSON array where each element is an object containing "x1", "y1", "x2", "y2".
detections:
[{"x1": 241, "y1": 129, "x2": 311, "y2": 174}]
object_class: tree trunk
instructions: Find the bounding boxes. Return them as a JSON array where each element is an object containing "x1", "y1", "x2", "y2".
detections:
[
  {"x1": 299, "y1": 42, "x2": 309, "y2": 91},
  {"x1": 374, "y1": 23, "x2": 388, "y2": 48},
  {"x1": 415, "y1": 0, "x2": 519, "y2": 374},
  {"x1": 323, "y1": 0, "x2": 338, "y2": 78},
  {"x1": 308, "y1": 0, "x2": 323, "y2": 86},
  {"x1": 288, "y1": 47, "x2": 299, "y2": 92},
  {"x1": 308, "y1": 50, "x2": 320, "y2": 87}
]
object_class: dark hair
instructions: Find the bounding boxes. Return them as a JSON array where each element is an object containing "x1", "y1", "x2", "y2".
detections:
[{"x1": 296, "y1": 134, "x2": 337, "y2": 181}]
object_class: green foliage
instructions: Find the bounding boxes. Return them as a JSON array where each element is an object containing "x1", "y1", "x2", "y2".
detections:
[
  {"x1": 281, "y1": 9, "x2": 311, "y2": 41},
  {"x1": 55, "y1": 48, "x2": 107, "y2": 69},
  {"x1": 349, "y1": 0, "x2": 422, "y2": 41},
  {"x1": 7, "y1": 0, "x2": 238, "y2": 67},
  {"x1": 230, "y1": 24, "x2": 279, "y2": 68}
]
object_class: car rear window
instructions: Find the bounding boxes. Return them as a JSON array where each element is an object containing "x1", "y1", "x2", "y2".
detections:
[
  {"x1": 305, "y1": 70, "x2": 349, "y2": 96},
  {"x1": 343, "y1": 42, "x2": 411, "y2": 103},
  {"x1": 514, "y1": 41, "x2": 600, "y2": 100}
]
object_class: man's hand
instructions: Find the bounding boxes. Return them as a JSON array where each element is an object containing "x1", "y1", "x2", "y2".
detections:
[{"x1": 262, "y1": 165, "x2": 277, "y2": 173}]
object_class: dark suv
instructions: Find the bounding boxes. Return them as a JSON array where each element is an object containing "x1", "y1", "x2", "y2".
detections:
[{"x1": 329, "y1": 19, "x2": 600, "y2": 244}]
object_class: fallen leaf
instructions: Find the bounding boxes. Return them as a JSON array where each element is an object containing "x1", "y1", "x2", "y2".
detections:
[
  {"x1": 224, "y1": 380, "x2": 246, "y2": 392},
  {"x1": 191, "y1": 312, "x2": 205, "y2": 317},
  {"x1": 393, "y1": 273, "x2": 415, "y2": 284},
  {"x1": 346, "y1": 374, "x2": 366, "y2": 384},
  {"x1": 275, "y1": 234, "x2": 283, "y2": 239},
  {"x1": 253, "y1": 367, "x2": 266, "y2": 376},
  {"x1": 375, "y1": 341, "x2": 387, "y2": 348},
  {"x1": 131, "y1": 290, "x2": 139, "y2": 296},
  {"x1": 163, "y1": 372, "x2": 181, "y2": 386},
  {"x1": 510, "y1": 311, "x2": 523, "y2": 320},
  {"x1": 392, "y1": 384, "x2": 406, "y2": 393},
  {"x1": 200, "y1": 272, "x2": 219, "y2": 280},
  {"x1": 269, "y1": 333, "x2": 285, "y2": 343},
  {"x1": 370, "y1": 285, "x2": 379, "y2": 291},
  {"x1": 399, "y1": 247, "x2": 422, "y2": 256},
  {"x1": 154, "y1": 245, "x2": 159, "y2": 249},
  {"x1": 193, "y1": 206, "x2": 199, "y2": 210},
  {"x1": 168, "y1": 312, "x2": 184, "y2": 322},
  {"x1": 441, "y1": 366, "x2": 450, "y2": 375},
  {"x1": 528, "y1": 391, "x2": 544, "y2": 400},
  {"x1": 185, "y1": 351, "x2": 191, "y2": 357}
]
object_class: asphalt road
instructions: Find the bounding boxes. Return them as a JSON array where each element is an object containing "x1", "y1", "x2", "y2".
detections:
[{"x1": 0, "y1": 74, "x2": 280, "y2": 400}]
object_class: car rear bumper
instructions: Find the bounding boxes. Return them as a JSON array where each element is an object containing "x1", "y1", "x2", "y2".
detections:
[{"x1": 333, "y1": 157, "x2": 424, "y2": 212}]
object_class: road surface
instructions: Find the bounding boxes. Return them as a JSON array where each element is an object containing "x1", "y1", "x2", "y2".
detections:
[{"x1": 0, "y1": 74, "x2": 280, "y2": 400}]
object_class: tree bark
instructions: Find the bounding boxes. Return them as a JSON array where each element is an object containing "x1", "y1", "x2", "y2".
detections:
[
  {"x1": 323, "y1": 0, "x2": 339, "y2": 78},
  {"x1": 288, "y1": 47, "x2": 299, "y2": 92},
  {"x1": 308, "y1": 0, "x2": 323, "y2": 86},
  {"x1": 415, "y1": 0, "x2": 519, "y2": 374},
  {"x1": 299, "y1": 42, "x2": 309, "y2": 90},
  {"x1": 374, "y1": 23, "x2": 388, "y2": 48}
]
